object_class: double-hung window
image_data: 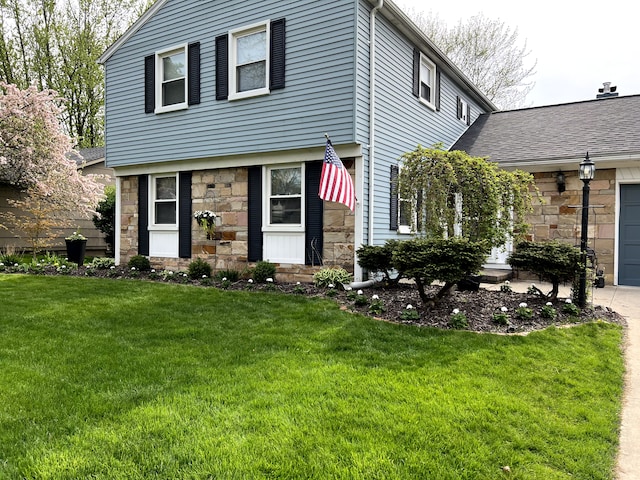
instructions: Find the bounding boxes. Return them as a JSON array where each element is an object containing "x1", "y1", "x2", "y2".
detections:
[
  {"x1": 152, "y1": 174, "x2": 178, "y2": 226},
  {"x1": 155, "y1": 45, "x2": 187, "y2": 113},
  {"x1": 266, "y1": 165, "x2": 303, "y2": 228},
  {"x1": 419, "y1": 53, "x2": 437, "y2": 109},
  {"x1": 145, "y1": 42, "x2": 200, "y2": 114},
  {"x1": 229, "y1": 21, "x2": 270, "y2": 100}
]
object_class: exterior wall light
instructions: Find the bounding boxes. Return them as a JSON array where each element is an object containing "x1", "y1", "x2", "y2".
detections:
[{"x1": 556, "y1": 171, "x2": 566, "y2": 193}]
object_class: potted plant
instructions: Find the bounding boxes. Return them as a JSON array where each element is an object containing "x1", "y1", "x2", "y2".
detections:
[
  {"x1": 65, "y1": 229, "x2": 87, "y2": 266},
  {"x1": 194, "y1": 210, "x2": 219, "y2": 240}
]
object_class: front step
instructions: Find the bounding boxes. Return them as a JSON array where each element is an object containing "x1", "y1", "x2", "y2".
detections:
[{"x1": 479, "y1": 269, "x2": 513, "y2": 284}]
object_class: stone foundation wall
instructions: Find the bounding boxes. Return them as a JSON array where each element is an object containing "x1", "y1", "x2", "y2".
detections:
[
  {"x1": 526, "y1": 169, "x2": 615, "y2": 284},
  {"x1": 118, "y1": 166, "x2": 355, "y2": 283}
]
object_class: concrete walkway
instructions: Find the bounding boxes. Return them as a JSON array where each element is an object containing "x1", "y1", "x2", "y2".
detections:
[{"x1": 484, "y1": 280, "x2": 639, "y2": 479}]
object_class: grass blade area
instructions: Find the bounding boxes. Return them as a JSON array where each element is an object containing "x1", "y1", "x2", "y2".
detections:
[{"x1": 0, "y1": 274, "x2": 624, "y2": 479}]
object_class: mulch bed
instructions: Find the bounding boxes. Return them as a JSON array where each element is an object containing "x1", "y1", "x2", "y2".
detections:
[{"x1": 3, "y1": 265, "x2": 626, "y2": 334}]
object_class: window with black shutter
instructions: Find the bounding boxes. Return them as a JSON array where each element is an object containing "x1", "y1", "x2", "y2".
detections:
[
  {"x1": 216, "y1": 18, "x2": 286, "y2": 101},
  {"x1": 144, "y1": 42, "x2": 200, "y2": 113}
]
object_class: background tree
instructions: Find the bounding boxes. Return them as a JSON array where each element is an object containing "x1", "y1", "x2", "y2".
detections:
[
  {"x1": 404, "y1": 9, "x2": 536, "y2": 109},
  {"x1": 0, "y1": 83, "x2": 104, "y2": 258},
  {"x1": 0, "y1": 0, "x2": 152, "y2": 147}
]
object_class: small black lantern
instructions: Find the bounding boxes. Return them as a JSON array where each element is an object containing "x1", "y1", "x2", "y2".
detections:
[
  {"x1": 556, "y1": 171, "x2": 566, "y2": 193},
  {"x1": 579, "y1": 152, "x2": 596, "y2": 181}
]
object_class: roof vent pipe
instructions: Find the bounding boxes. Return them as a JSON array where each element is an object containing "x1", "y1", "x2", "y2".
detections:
[{"x1": 596, "y1": 82, "x2": 618, "y2": 99}]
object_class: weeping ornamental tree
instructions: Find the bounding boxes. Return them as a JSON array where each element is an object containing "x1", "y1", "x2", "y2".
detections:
[{"x1": 395, "y1": 146, "x2": 536, "y2": 305}]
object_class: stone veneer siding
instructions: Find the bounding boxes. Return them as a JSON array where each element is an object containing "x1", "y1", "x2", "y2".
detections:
[
  {"x1": 525, "y1": 169, "x2": 615, "y2": 284},
  {"x1": 119, "y1": 166, "x2": 355, "y2": 283}
]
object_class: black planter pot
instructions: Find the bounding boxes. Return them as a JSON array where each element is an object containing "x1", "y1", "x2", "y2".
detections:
[{"x1": 65, "y1": 239, "x2": 87, "y2": 266}]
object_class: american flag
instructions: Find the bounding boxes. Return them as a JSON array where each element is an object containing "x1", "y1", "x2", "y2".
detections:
[{"x1": 319, "y1": 139, "x2": 356, "y2": 211}]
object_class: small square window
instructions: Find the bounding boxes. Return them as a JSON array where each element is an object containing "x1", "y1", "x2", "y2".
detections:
[
  {"x1": 268, "y1": 167, "x2": 302, "y2": 225},
  {"x1": 263, "y1": 165, "x2": 305, "y2": 230},
  {"x1": 419, "y1": 53, "x2": 437, "y2": 109},
  {"x1": 155, "y1": 45, "x2": 188, "y2": 113},
  {"x1": 229, "y1": 22, "x2": 270, "y2": 100}
]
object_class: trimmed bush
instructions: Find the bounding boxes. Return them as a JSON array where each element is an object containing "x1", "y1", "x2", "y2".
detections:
[
  {"x1": 252, "y1": 260, "x2": 276, "y2": 283},
  {"x1": 508, "y1": 241, "x2": 581, "y2": 300},
  {"x1": 392, "y1": 238, "x2": 487, "y2": 306},
  {"x1": 188, "y1": 258, "x2": 212, "y2": 279},
  {"x1": 127, "y1": 255, "x2": 151, "y2": 272},
  {"x1": 356, "y1": 240, "x2": 402, "y2": 284}
]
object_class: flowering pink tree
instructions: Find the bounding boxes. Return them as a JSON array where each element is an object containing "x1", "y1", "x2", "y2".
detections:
[{"x1": 0, "y1": 83, "x2": 104, "y2": 258}]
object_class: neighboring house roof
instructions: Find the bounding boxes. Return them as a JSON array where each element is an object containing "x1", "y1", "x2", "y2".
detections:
[
  {"x1": 97, "y1": 0, "x2": 495, "y2": 113},
  {"x1": 452, "y1": 94, "x2": 640, "y2": 170},
  {"x1": 68, "y1": 147, "x2": 106, "y2": 168}
]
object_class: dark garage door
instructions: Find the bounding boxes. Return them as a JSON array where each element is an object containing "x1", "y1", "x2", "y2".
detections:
[{"x1": 619, "y1": 184, "x2": 640, "y2": 286}]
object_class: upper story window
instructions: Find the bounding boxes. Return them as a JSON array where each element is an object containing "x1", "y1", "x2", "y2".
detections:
[
  {"x1": 156, "y1": 45, "x2": 187, "y2": 113},
  {"x1": 216, "y1": 19, "x2": 286, "y2": 101},
  {"x1": 151, "y1": 174, "x2": 178, "y2": 227},
  {"x1": 229, "y1": 22, "x2": 270, "y2": 100},
  {"x1": 145, "y1": 43, "x2": 200, "y2": 114},
  {"x1": 264, "y1": 164, "x2": 304, "y2": 230},
  {"x1": 412, "y1": 48, "x2": 440, "y2": 111},
  {"x1": 419, "y1": 53, "x2": 436, "y2": 109}
]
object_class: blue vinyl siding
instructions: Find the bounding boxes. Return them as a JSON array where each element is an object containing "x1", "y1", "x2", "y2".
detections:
[
  {"x1": 104, "y1": 0, "x2": 358, "y2": 168},
  {"x1": 367, "y1": 13, "x2": 488, "y2": 244}
]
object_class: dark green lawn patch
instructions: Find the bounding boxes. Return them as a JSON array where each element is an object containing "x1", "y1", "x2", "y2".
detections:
[{"x1": 0, "y1": 275, "x2": 624, "y2": 479}]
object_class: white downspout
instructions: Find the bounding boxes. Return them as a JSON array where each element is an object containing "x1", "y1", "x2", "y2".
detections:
[
  {"x1": 115, "y1": 176, "x2": 121, "y2": 265},
  {"x1": 368, "y1": 0, "x2": 383, "y2": 246}
]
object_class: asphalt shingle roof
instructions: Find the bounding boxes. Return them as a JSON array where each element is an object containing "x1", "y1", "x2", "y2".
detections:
[{"x1": 451, "y1": 95, "x2": 640, "y2": 164}]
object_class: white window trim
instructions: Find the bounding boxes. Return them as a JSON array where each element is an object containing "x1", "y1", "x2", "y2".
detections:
[
  {"x1": 419, "y1": 52, "x2": 437, "y2": 111},
  {"x1": 155, "y1": 44, "x2": 188, "y2": 114},
  {"x1": 149, "y1": 173, "x2": 179, "y2": 231},
  {"x1": 262, "y1": 163, "x2": 305, "y2": 233},
  {"x1": 228, "y1": 20, "x2": 270, "y2": 101}
]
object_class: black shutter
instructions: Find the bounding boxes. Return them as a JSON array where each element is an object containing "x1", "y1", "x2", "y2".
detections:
[
  {"x1": 138, "y1": 175, "x2": 149, "y2": 255},
  {"x1": 247, "y1": 166, "x2": 263, "y2": 262},
  {"x1": 456, "y1": 96, "x2": 462, "y2": 119},
  {"x1": 270, "y1": 18, "x2": 286, "y2": 90},
  {"x1": 144, "y1": 55, "x2": 155, "y2": 113},
  {"x1": 435, "y1": 69, "x2": 441, "y2": 111},
  {"x1": 390, "y1": 165, "x2": 399, "y2": 231},
  {"x1": 412, "y1": 48, "x2": 420, "y2": 98},
  {"x1": 305, "y1": 161, "x2": 323, "y2": 266},
  {"x1": 188, "y1": 42, "x2": 200, "y2": 105},
  {"x1": 178, "y1": 172, "x2": 192, "y2": 258},
  {"x1": 466, "y1": 103, "x2": 471, "y2": 125},
  {"x1": 215, "y1": 34, "x2": 229, "y2": 100}
]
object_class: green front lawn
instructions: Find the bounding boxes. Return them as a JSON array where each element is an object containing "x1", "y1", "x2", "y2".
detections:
[{"x1": 0, "y1": 275, "x2": 624, "y2": 479}]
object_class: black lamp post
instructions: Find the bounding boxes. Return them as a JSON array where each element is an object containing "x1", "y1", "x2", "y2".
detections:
[{"x1": 578, "y1": 152, "x2": 596, "y2": 308}]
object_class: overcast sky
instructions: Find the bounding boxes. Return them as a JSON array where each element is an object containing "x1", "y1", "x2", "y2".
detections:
[{"x1": 397, "y1": 0, "x2": 640, "y2": 109}]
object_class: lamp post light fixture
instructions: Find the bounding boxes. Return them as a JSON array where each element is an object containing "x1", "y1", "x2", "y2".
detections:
[{"x1": 577, "y1": 152, "x2": 595, "y2": 308}]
